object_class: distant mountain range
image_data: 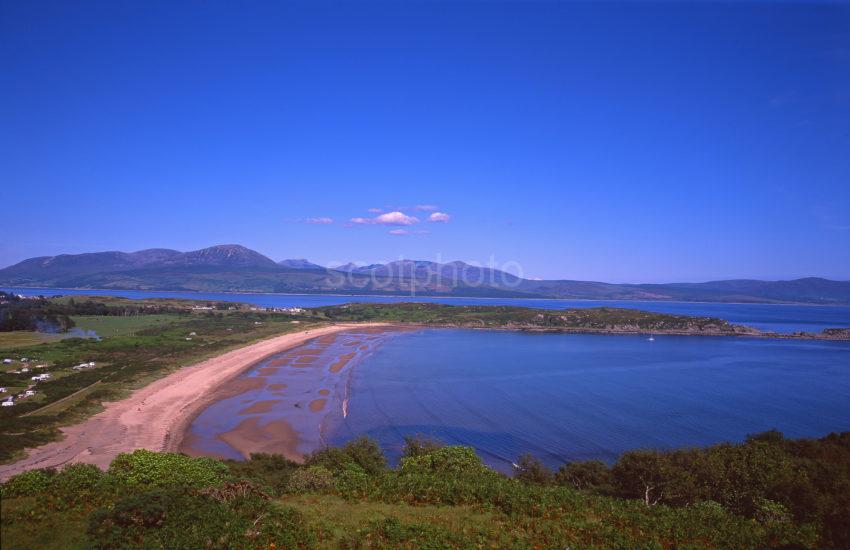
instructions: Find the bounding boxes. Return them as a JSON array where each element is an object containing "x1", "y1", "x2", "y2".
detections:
[{"x1": 1, "y1": 244, "x2": 849, "y2": 304}]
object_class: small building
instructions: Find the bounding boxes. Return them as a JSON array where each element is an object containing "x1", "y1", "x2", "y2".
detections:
[
  {"x1": 1, "y1": 400, "x2": 13, "y2": 407},
  {"x1": 2, "y1": 359, "x2": 11, "y2": 364},
  {"x1": 0, "y1": 387, "x2": 6, "y2": 393},
  {"x1": 20, "y1": 367, "x2": 29, "y2": 373},
  {"x1": 23, "y1": 390, "x2": 35, "y2": 397}
]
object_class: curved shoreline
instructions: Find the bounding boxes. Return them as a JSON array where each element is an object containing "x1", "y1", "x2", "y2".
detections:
[{"x1": 0, "y1": 323, "x2": 387, "y2": 480}]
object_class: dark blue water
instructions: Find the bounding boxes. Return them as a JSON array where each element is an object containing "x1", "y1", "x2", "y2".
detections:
[
  {"x1": 331, "y1": 329, "x2": 850, "y2": 472},
  {"x1": 4, "y1": 286, "x2": 850, "y2": 334}
]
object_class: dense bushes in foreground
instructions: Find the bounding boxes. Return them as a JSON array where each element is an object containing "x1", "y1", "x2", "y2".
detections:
[{"x1": 1, "y1": 432, "x2": 847, "y2": 549}]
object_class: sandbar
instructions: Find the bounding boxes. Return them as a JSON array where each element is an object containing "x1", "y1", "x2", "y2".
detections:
[
  {"x1": 329, "y1": 352, "x2": 356, "y2": 373},
  {"x1": 238, "y1": 399, "x2": 282, "y2": 415}
]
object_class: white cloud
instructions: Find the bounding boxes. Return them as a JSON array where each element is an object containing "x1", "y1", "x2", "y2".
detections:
[
  {"x1": 414, "y1": 204, "x2": 439, "y2": 211},
  {"x1": 367, "y1": 207, "x2": 383, "y2": 213},
  {"x1": 350, "y1": 211, "x2": 420, "y2": 226},
  {"x1": 304, "y1": 217, "x2": 333, "y2": 225},
  {"x1": 389, "y1": 229, "x2": 429, "y2": 236},
  {"x1": 428, "y1": 212, "x2": 451, "y2": 223}
]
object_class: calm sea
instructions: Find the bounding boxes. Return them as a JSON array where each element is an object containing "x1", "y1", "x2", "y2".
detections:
[
  {"x1": 4, "y1": 287, "x2": 850, "y2": 334},
  {"x1": 331, "y1": 329, "x2": 850, "y2": 472}
]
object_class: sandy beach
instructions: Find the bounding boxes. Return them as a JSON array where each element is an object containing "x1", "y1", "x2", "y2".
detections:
[
  {"x1": 0, "y1": 323, "x2": 385, "y2": 480},
  {"x1": 177, "y1": 324, "x2": 402, "y2": 462}
]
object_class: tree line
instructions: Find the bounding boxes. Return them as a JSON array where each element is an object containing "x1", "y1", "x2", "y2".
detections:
[{"x1": 0, "y1": 292, "x2": 185, "y2": 332}]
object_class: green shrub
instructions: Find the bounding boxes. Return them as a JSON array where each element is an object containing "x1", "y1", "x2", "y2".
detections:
[
  {"x1": 306, "y1": 436, "x2": 386, "y2": 476},
  {"x1": 754, "y1": 497, "x2": 792, "y2": 524},
  {"x1": 399, "y1": 445, "x2": 487, "y2": 476},
  {"x1": 45, "y1": 463, "x2": 108, "y2": 508},
  {"x1": 86, "y1": 487, "x2": 316, "y2": 549},
  {"x1": 513, "y1": 453, "x2": 553, "y2": 484},
  {"x1": 54, "y1": 463, "x2": 104, "y2": 494},
  {"x1": 401, "y1": 434, "x2": 444, "y2": 458},
  {"x1": 2, "y1": 468, "x2": 56, "y2": 497},
  {"x1": 556, "y1": 460, "x2": 613, "y2": 493},
  {"x1": 334, "y1": 463, "x2": 371, "y2": 499},
  {"x1": 287, "y1": 465, "x2": 334, "y2": 493},
  {"x1": 225, "y1": 452, "x2": 299, "y2": 495},
  {"x1": 107, "y1": 449, "x2": 227, "y2": 488}
]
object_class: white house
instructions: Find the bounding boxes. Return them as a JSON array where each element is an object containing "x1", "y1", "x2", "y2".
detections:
[
  {"x1": 1, "y1": 400, "x2": 13, "y2": 407},
  {"x1": 23, "y1": 390, "x2": 35, "y2": 397},
  {"x1": 2, "y1": 359, "x2": 11, "y2": 364},
  {"x1": 0, "y1": 387, "x2": 6, "y2": 393},
  {"x1": 20, "y1": 367, "x2": 29, "y2": 373}
]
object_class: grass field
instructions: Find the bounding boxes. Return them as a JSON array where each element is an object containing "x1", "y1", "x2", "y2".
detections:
[
  {"x1": 70, "y1": 314, "x2": 182, "y2": 337},
  {"x1": 0, "y1": 332, "x2": 64, "y2": 351}
]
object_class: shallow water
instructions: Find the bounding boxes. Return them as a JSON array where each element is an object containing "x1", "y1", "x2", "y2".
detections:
[
  {"x1": 5, "y1": 286, "x2": 850, "y2": 333},
  {"x1": 184, "y1": 327, "x2": 850, "y2": 473},
  {"x1": 332, "y1": 329, "x2": 850, "y2": 472},
  {"x1": 181, "y1": 327, "x2": 400, "y2": 460}
]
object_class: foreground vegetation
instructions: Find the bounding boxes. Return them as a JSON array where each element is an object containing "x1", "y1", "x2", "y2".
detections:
[{"x1": 2, "y1": 431, "x2": 847, "y2": 549}]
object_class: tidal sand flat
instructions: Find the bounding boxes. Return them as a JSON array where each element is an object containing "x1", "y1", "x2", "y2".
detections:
[{"x1": 180, "y1": 326, "x2": 402, "y2": 461}]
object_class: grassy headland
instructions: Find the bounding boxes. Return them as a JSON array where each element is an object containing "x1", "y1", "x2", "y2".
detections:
[{"x1": 307, "y1": 302, "x2": 850, "y2": 339}]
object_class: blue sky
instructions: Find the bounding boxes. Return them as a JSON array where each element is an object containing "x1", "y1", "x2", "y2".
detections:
[{"x1": 2, "y1": 1, "x2": 849, "y2": 282}]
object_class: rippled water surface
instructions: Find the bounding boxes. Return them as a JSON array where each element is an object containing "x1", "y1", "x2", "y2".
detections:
[{"x1": 332, "y1": 329, "x2": 850, "y2": 471}]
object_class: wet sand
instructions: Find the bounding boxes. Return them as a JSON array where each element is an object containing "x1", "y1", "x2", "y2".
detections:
[
  {"x1": 0, "y1": 323, "x2": 386, "y2": 480},
  {"x1": 238, "y1": 400, "x2": 281, "y2": 415},
  {"x1": 180, "y1": 326, "x2": 407, "y2": 461},
  {"x1": 330, "y1": 352, "x2": 356, "y2": 373},
  {"x1": 218, "y1": 417, "x2": 301, "y2": 461}
]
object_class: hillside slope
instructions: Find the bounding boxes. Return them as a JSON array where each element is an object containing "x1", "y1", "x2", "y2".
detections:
[{"x1": 2, "y1": 246, "x2": 849, "y2": 303}]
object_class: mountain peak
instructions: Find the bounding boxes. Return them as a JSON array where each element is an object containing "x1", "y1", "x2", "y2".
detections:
[{"x1": 177, "y1": 245, "x2": 278, "y2": 268}]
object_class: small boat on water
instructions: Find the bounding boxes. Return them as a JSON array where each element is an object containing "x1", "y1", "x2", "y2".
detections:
[{"x1": 648, "y1": 334, "x2": 655, "y2": 342}]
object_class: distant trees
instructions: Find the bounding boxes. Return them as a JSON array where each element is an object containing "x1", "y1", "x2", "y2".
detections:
[
  {"x1": 556, "y1": 459, "x2": 612, "y2": 493},
  {"x1": 401, "y1": 434, "x2": 444, "y2": 458},
  {"x1": 529, "y1": 430, "x2": 850, "y2": 548},
  {"x1": 0, "y1": 292, "x2": 185, "y2": 333},
  {"x1": 513, "y1": 453, "x2": 553, "y2": 484},
  {"x1": 0, "y1": 292, "x2": 75, "y2": 332}
]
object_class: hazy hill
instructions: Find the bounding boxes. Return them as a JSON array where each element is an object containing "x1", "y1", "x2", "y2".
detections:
[
  {"x1": 277, "y1": 259, "x2": 325, "y2": 270},
  {"x1": 1, "y1": 245, "x2": 849, "y2": 304}
]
